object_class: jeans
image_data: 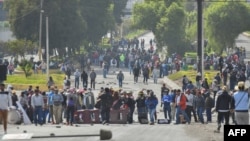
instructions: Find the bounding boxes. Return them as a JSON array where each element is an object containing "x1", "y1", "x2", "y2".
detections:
[
  {"x1": 33, "y1": 106, "x2": 43, "y2": 125},
  {"x1": 42, "y1": 108, "x2": 49, "y2": 124},
  {"x1": 118, "y1": 79, "x2": 123, "y2": 88},
  {"x1": 206, "y1": 108, "x2": 212, "y2": 122},
  {"x1": 176, "y1": 106, "x2": 190, "y2": 124},
  {"x1": 101, "y1": 107, "x2": 110, "y2": 123},
  {"x1": 185, "y1": 105, "x2": 198, "y2": 122},
  {"x1": 82, "y1": 80, "x2": 88, "y2": 88},
  {"x1": 66, "y1": 106, "x2": 75, "y2": 124},
  {"x1": 103, "y1": 69, "x2": 107, "y2": 78},
  {"x1": 163, "y1": 105, "x2": 171, "y2": 120},
  {"x1": 90, "y1": 79, "x2": 95, "y2": 89},
  {"x1": 75, "y1": 77, "x2": 79, "y2": 88},
  {"x1": 197, "y1": 107, "x2": 205, "y2": 123},
  {"x1": 148, "y1": 108, "x2": 156, "y2": 123}
]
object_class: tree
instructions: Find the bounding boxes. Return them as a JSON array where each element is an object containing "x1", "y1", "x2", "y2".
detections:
[
  {"x1": 19, "y1": 59, "x2": 32, "y2": 78},
  {"x1": 4, "y1": 0, "x2": 116, "y2": 57},
  {"x1": 155, "y1": 2, "x2": 186, "y2": 55},
  {"x1": 133, "y1": 0, "x2": 165, "y2": 33},
  {"x1": 205, "y1": 2, "x2": 250, "y2": 54},
  {"x1": 113, "y1": 0, "x2": 128, "y2": 25},
  {"x1": 6, "y1": 39, "x2": 35, "y2": 59}
]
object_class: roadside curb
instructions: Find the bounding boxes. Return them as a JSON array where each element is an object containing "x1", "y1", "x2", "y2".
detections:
[
  {"x1": 242, "y1": 32, "x2": 250, "y2": 37},
  {"x1": 163, "y1": 76, "x2": 181, "y2": 90}
]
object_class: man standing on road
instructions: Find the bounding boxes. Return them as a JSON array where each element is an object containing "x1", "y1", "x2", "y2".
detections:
[
  {"x1": 133, "y1": 65, "x2": 140, "y2": 84},
  {"x1": 47, "y1": 86, "x2": 55, "y2": 124},
  {"x1": 89, "y1": 69, "x2": 96, "y2": 90},
  {"x1": 74, "y1": 69, "x2": 81, "y2": 89},
  {"x1": 52, "y1": 89, "x2": 64, "y2": 124},
  {"x1": 145, "y1": 91, "x2": 158, "y2": 125},
  {"x1": 81, "y1": 70, "x2": 88, "y2": 88},
  {"x1": 98, "y1": 88, "x2": 112, "y2": 125},
  {"x1": 0, "y1": 83, "x2": 12, "y2": 134},
  {"x1": 31, "y1": 89, "x2": 44, "y2": 126},
  {"x1": 117, "y1": 70, "x2": 124, "y2": 88},
  {"x1": 185, "y1": 89, "x2": 198, "y2": 123},
  {"x1": 175, "y1": 90, "x2": 190, "y2": 125}
]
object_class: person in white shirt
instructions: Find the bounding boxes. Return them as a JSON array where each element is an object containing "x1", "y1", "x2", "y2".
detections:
[
  {"x1": 39, "y1": 61, "x2": 47, "y2": 74},
  {"x1": 0, "y1": 83, "x2": 12, "y2": 134},
  {"x1": 185, "y1": 89, "x2": 198, "y2": 122},
  {"x1": 74, "y1": 69, "x2": 81, "y2": 89},
  {"x1": 110, "y1": 58, "x2": 117, "y2": 73},
  {"x1": 31, "y1": 89, "x2": 44, "y2": 126}
]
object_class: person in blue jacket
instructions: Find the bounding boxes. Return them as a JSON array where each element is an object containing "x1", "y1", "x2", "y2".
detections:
[{"x1": 145, "y1": 91, "x2": 158, "y2": 125}]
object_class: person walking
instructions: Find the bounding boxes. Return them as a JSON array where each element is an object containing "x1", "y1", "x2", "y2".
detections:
[
  {"x1": 89, "y1": 69, "x2": 96, "y2": 90},
  {"x1": 152, "y1": 67, "x2": 159, "y2": 84},
  {"x1": 74, "y1": 69, "x2": 81, "y2": 89},
  {"x1": 0, "y1": 83, "x2": 12, "y2": 134},
  {"x1": 214, "y1": 86, "x2": 235, "y2": 133},
  {"x1": 205, "y1": 92, "x2": 214, "y2": 123},
  {"x1": 194, "y1": 90, "x2": 205, "y2": 124},
  {"x1": 133, "y1": 65, "x2": 140, "y2": 84},
  {"x1": 142, "y1": 66, "x2": 149, "y2": 85},
  {"x1": 81, "y1": 70, "x2": 88, "y2": 88},
  {"x1": 47, "y1": 76, "x2": 55, "y2": 89},
  {"x1": 233, "y1": 81, "x2": 249, "y2": 125},
  {"x1": 117, "y1": 70, "x2": 124, "y2": 88}
]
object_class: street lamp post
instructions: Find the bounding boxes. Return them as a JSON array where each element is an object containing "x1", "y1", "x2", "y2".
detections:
[
  {"x1": 38, "y1": 0, "x2": 44, "y2": 61},
  {"x1": 46, "y1": 16, "x2": 49, "y2": 80},
  {"x1": 197, "y1": 0, "x2": 204, "y2": 79}
]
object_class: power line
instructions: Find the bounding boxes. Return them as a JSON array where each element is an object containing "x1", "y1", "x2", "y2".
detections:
[{"x1": 9, "y1": 5, "x2": 40, "y2": 22}]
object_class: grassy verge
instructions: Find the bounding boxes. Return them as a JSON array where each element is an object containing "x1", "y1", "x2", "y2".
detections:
[
  {"x1": 5, "y1": 69, "x2": 65, "y2": 91},
  {"x1": 168, "y1": 70, "x2": 219, "y2": 85}
]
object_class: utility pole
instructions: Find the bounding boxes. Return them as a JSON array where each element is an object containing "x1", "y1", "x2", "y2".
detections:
[
  {"x1": 197, "y1": 0, "x2": 203, "y2": 78},
  {"x1": 46, "y1": 16, "x2": 49, "y2": 80},
  {"x1": 38, "y1": 0, "x2": 44, "y2": 61}
]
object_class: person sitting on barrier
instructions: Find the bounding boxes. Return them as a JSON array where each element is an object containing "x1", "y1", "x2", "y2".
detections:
[
  {"x1": 98, "y1": 88, "x2": 112, "y2": 125},
  {"x1": 0, "y1": 83, "x2": 12, "y2": 134}
]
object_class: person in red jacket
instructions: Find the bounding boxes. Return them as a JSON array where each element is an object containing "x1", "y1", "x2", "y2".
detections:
[{"x1": 174, "y1": 89, "x2": 190, "y2": 125}]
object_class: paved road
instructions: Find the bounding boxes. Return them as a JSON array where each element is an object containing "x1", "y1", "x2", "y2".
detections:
[{"x1": 0, "y1": 32, "x2": 224, "y2": 141}]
